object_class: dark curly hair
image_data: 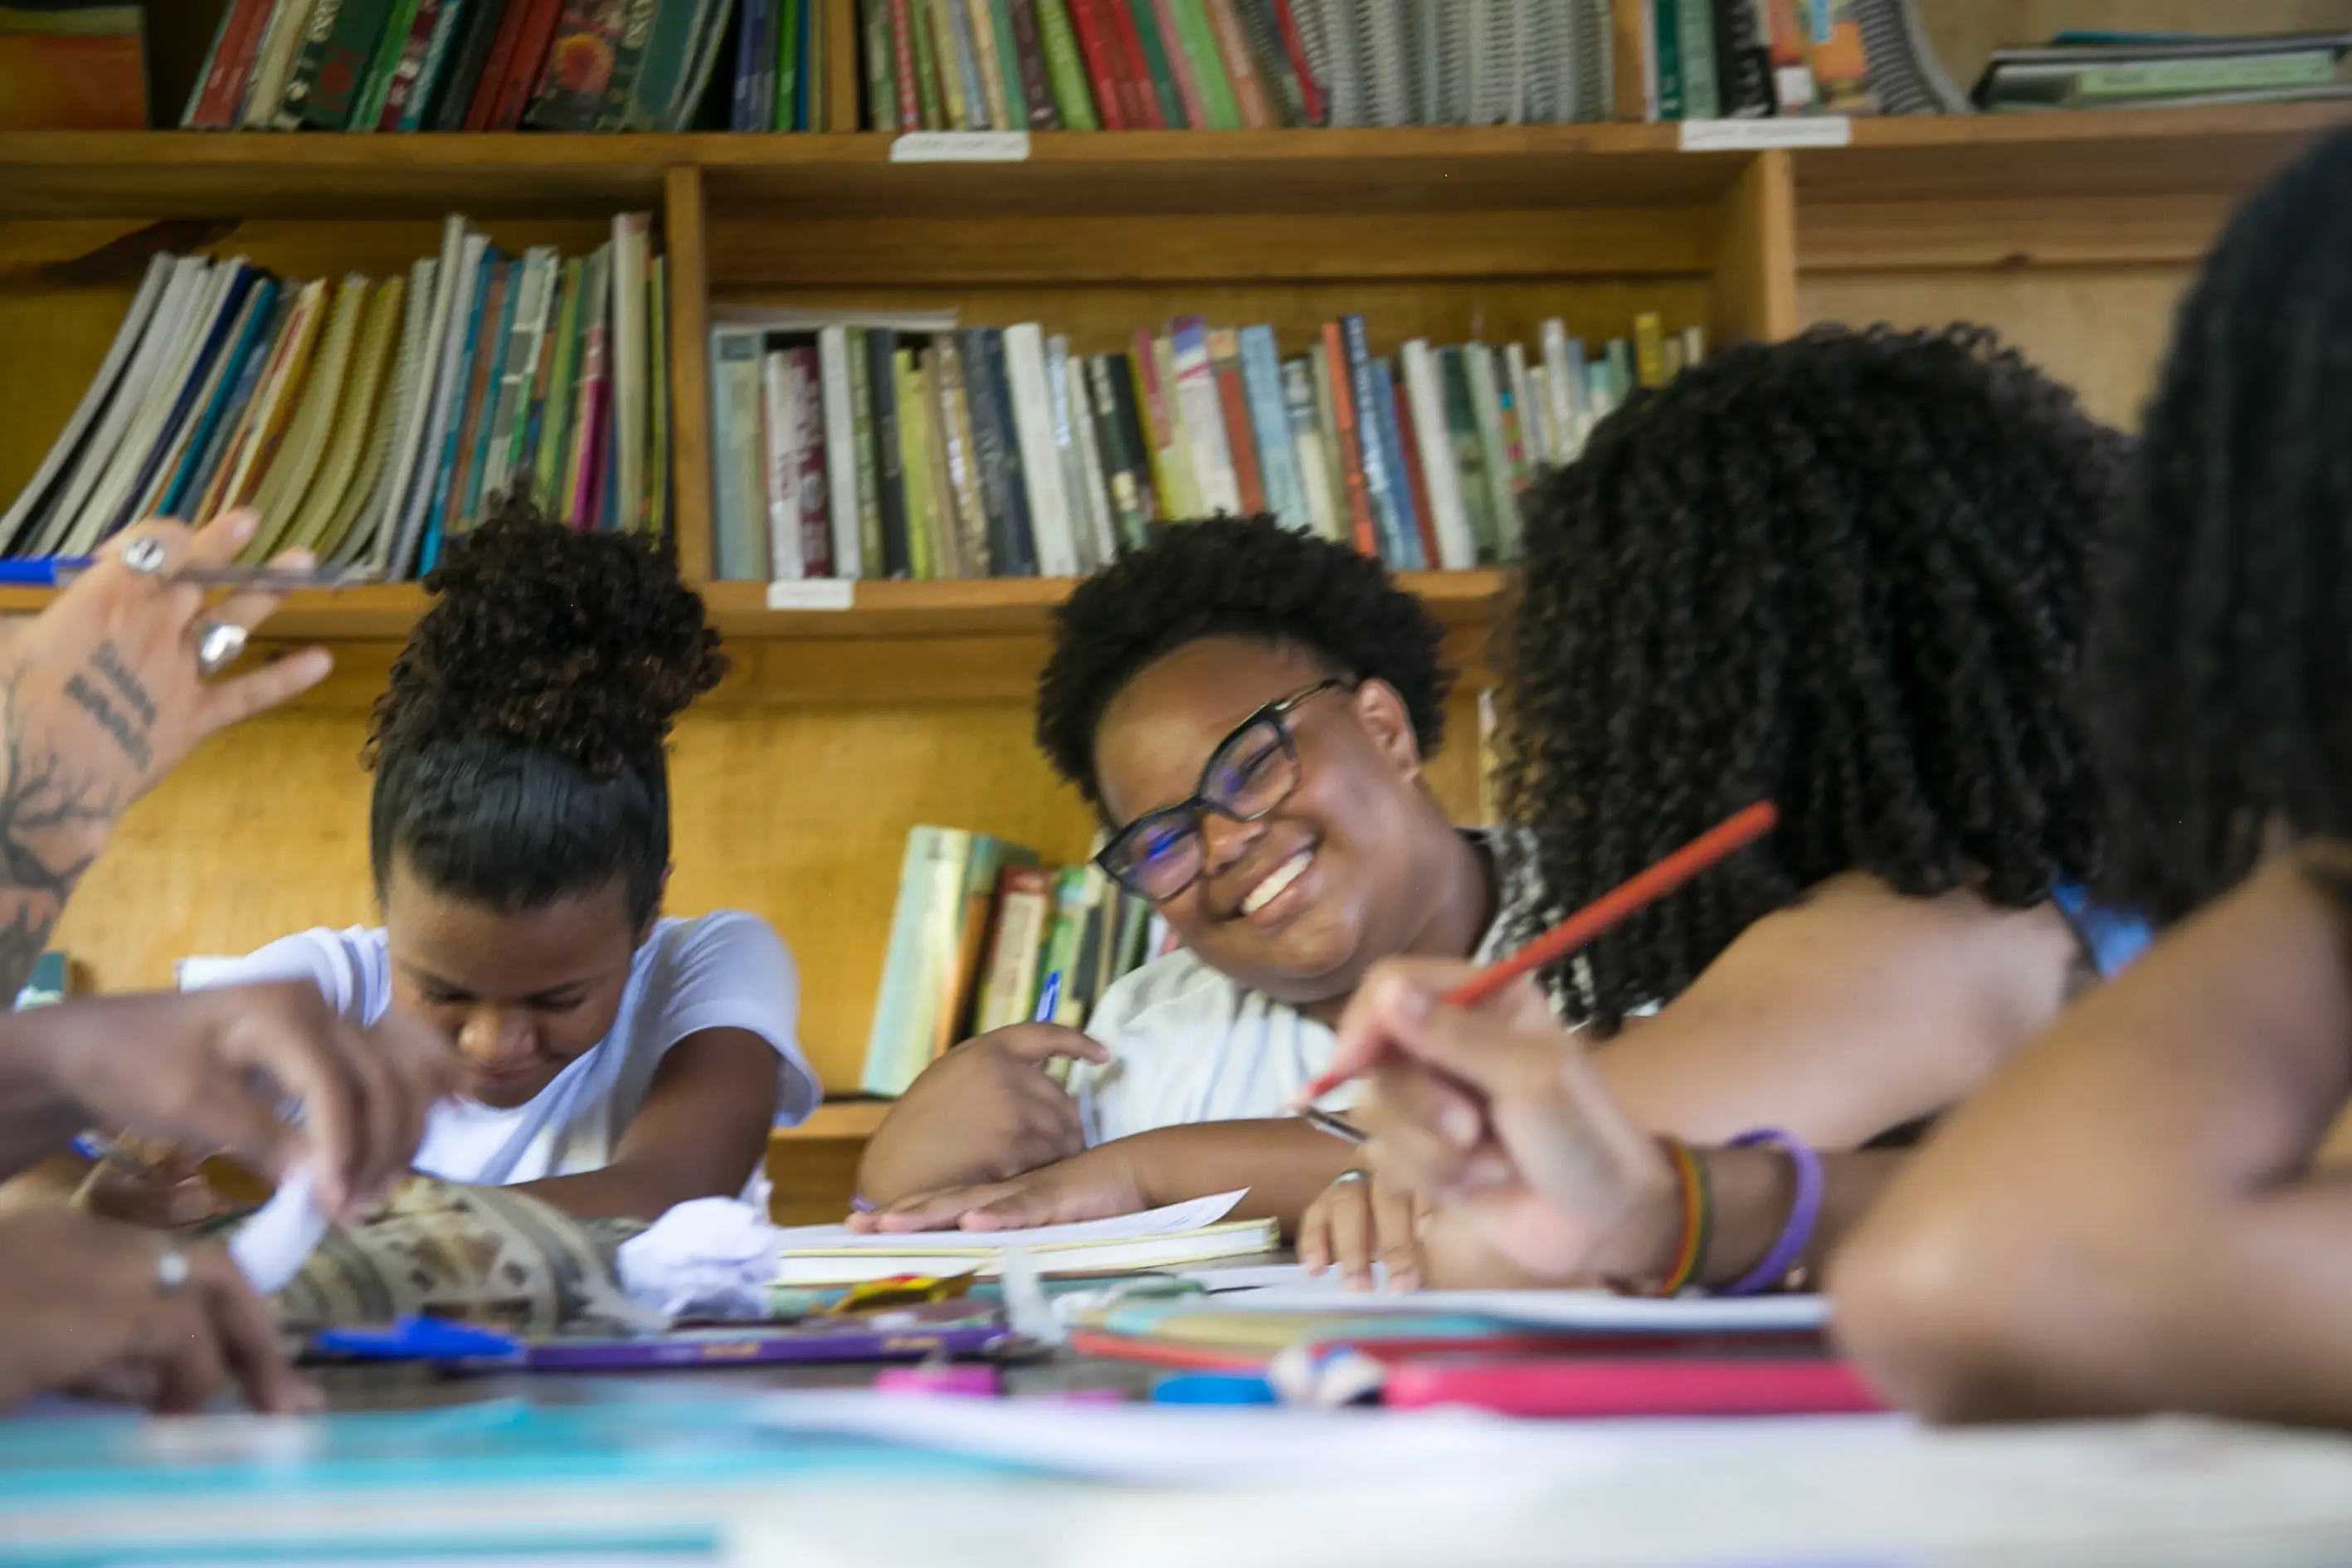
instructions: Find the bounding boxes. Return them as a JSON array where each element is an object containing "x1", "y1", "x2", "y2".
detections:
[
  {"x1": 2088, "y1": 129, "x2": 2352, "y2": 924},
  {"x1": 367, "y1": 494, "x2": 727, "y2": 927},
  {"x1": 1499, "y1": 324, "x2": 2125, "y2": 1031},
  {"x1": 1036, "y1": 515, "x2": 1450, "y2": 806}
]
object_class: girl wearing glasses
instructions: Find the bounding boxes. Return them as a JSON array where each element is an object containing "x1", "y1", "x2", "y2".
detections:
[{"x1": 855, "y1": 517, "x2": 1510, "y2": 1251}]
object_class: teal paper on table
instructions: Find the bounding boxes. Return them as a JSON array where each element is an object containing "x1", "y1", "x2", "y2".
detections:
[{"x1": 0, "y1": 1395, "x2": 1007, "y2": 1505}]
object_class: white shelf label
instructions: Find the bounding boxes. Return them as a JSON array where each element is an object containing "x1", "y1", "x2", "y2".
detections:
[
  {"x1": 1680, "y1": 115, "x2": 1853, "y2": 152},
  {"x1": 891, "y1": 131, "x2": 1033, "y2": 163},
  {"x1": 767, "y1": 579, "x2": 856, "y2": 611}
]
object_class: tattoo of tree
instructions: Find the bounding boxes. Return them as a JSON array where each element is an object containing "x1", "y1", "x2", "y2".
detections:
[{"x1": 0, "y1": 665, "x2": 122, "y2": 1000}]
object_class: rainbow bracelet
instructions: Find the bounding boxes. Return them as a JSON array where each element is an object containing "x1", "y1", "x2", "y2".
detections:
[
  {"x1": 1721, "y1": 1127, "x2": 1824, "y2": 1296},
  {"x1": 1612, "y1": 1136, "x2": 1712, "y2": 1298}
]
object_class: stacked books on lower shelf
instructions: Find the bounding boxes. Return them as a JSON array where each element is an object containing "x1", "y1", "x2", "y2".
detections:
[
  {"x1": 2, "y1": 213, "x2": 670, "y2": 575},
  {"x1": 859, "y1": 826, "x2": 1160, "y2": 1097},
  {"x1": 713, "y1": 307, "x2": 1703, "y2": 584}
]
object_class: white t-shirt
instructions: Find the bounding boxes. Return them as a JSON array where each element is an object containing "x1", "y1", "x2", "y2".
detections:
[
  {"x1": 187, "y1": 912, "x2": 818, "y2": 1193},
  {"x1": 1067, "y1": 830, "x2": 1527, "y2": 1147}
]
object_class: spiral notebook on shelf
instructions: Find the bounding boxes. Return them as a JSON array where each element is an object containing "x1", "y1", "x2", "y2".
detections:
[{"x1": 770, "y1": 1190, "x2": 1275, "y2": 1285}]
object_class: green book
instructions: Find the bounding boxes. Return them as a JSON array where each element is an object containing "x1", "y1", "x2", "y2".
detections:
[
  {"x1": 302, "y1": 0, "x2": 396, "y2": 127},
  {"x1": 349, "y1": 0, "x2": 421, "y2": 128},
  {"x1": 276, "y1": 0, "x2": 348, "y2": 128},
  {"x1": 1676, "y1": 0, "x2": 1719, "y2": 119},
  {"x1": 909, "y1": 0, "x2": 944, "y2": 125},
  {"x1": 533, "y1": 258, "x2": 587, "y2": 509},
  {"x1": 986, "y1": 0, "x2": 1025, "y2": 129},
  {"x1": 1040, "y1": 866, "x2": 1092, "y2": 1027},
  {"x1": 775, "y1": 0, "x2": 802, "y2": 129},
  {"x1": 846, "y1": 327, "x2": 886, "y2": 576},
  {"x1": 1169, "y1": 0, "x2": 1238, "y2": 128},
  {"x1": 623, "y1": 0, "x2": 702, "y2": 127},
  {"x1": 1031, "y1": 0, "x2": 1096, "y2": 129},
  {"x1": 861, "y1": 0, "x2": 899, "y2": 128},
  {"x1": 1439, "y1": 346, "x2": 1498, "y2": 563},
  {"x1": 896, "y1": 349, "x2": 935, "y2": 580},
  {"x1": 645, "y1": 256, "x2": 670, "y2": 541},
  {"x1": 1653, "y1": 0, "x2": 1685, "y2": 119},
  {"x1": 1126, "y1": 0, "x2": 1187, "y2": 126}
]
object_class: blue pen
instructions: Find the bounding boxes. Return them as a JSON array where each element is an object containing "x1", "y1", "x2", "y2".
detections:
[
  {"x1": 71, "y1": 1131, "x2": 157, "y2": 1176},
  {"x1": 1033, "y1": 971, "x2": 1062, "y2": 1025},
  {"x1": 0, "y1": 558, "x2": 382, "y2": 589}
]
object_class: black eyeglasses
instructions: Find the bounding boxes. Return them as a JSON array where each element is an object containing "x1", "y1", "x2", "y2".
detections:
[{"x1": 1094, "y1": 679, "x2": 1348, "y2": 903}]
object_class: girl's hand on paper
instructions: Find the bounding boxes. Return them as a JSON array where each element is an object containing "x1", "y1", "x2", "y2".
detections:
[
  {"x1": 848, "y1": 1144, "x2": 1149, "y2": 1234},
  {"x1": 0, "y1": 1206, "x2": 319, "y2": 1414},
  {"x1": 1296, "y1": 1165, "x2": 1430, "y2": 1293},
  {"x1": 855, "y1": 1023, "x2": 1109, "y2": 1206},
  {"x1": 1337, "y1": 957, "x2": 1680, "y2": 1284}
]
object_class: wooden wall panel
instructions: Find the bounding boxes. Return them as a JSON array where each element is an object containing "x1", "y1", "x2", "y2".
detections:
[
  {"x1": 51, "y1": 682, "x2": 1490, "y2": 1094},
  {"x1": 1799, "y1": 265, "x2": 2194, "y2": 428}
]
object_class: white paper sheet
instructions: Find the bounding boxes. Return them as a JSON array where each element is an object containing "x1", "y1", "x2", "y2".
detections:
[
  {"x1": 736, "y1": 1415, "x2": 2352, "y2": 1568},
  {"x1": 774, "y1": 1190, "x2": 1249, "y2": 1252},
  {"x1": 226, "y1": 1167, "x2": 331, "y2": 1295},
  {"x1": 753, "y1": 1390, "x2": 1639, "y2": 1488}
]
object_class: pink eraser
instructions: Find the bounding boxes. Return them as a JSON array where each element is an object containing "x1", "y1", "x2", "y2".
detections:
[{"x1": 875, "y1": 1364, "x2": 1003, "y2": 1397}]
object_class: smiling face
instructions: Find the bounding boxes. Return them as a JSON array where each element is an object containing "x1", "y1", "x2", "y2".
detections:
[
  {"x1": 1092, "y1": 635, "x2": 1443, "y2": 1008},
  {"x1": 382, "y1": 855, "x2": 647, "y2": 1109}
]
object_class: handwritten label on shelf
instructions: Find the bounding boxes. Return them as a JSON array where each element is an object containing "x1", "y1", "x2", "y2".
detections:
[
  {"x1": 1680, "y1": 116, "x2": 1853, "y2": 152},
  {"x1": 891, "y1": 131, "x2": 1033, "y2": 163},
  {"x1": 767, "y1": 580, "x2": 856, "y2": 611}
]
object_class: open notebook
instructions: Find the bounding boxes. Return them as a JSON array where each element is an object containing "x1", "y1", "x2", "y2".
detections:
[{"x1": 771, "y1": 1191, "x2": 1275, "y2": 1285}]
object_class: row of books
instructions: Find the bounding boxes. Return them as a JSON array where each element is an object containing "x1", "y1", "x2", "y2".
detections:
[
  {"x1": 181, "y1": 0, "x2": 757, "y2": 132},
  {"x1": 861, "y1": 826, "x2": 1160, "y2": 1097},
  {"x1": 2, "y1": 214, "x2": 670, "y2": 573},
  {"x1": 711, "y1": 307, "x2": 1705, "y2": 582},
  {"x1": 854, "y1": 0, "x2": 1967, "y2": 130}
]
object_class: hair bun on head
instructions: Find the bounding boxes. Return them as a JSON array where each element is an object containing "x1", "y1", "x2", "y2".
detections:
[{"x1": 368, "y1": 494, "x2": 728, "y2": 781}]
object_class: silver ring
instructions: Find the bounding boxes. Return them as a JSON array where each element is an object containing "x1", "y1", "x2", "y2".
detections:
[
  {"x1": 195, "y1": 621, "x2": 248, "y2": 676},
  {"x1": 155, "y1": 1242, "x2": 190, "y2": 1296},
  {"x1": 1332, "y1": 1169, "x2": 1370, "y2": 1188},
  {"x1": 121, "y1": 536, "x2": 169, "y2": 577}
]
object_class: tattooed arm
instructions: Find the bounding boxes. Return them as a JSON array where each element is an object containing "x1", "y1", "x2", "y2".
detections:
[{"x1": 0, "y1": 510, "x2": 330, "y2": 998}]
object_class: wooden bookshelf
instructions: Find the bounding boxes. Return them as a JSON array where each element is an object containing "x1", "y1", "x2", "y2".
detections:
[{"x1": 7, "y1": 0, "x2": 2352, "y2": 1217}]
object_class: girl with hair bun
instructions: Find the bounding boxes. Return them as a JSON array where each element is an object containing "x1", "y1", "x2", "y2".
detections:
[{"x1": 180, "y1": 495, "x2": 817, "y2": 1222}]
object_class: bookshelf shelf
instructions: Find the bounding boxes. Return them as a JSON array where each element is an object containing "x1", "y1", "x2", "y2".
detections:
[
  {"x1": 3, "y1": 101, "x2": 2347, "y2": 220},
  {"x1": 0, "y1": 571, "x2": 1505, "y2": 655}
]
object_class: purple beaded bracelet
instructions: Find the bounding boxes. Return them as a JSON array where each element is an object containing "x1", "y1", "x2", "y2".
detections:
[{"x1": 1720, "y1": 1127, "x2": 1823, "y2": 1297}]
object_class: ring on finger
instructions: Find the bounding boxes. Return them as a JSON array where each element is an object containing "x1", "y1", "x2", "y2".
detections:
[
  {"x1": 121, "y1": 536, "x2": 170, "y2": 577},
  {"x1": 1331, "y1": 1168, "x2": 1370, "y2": 1188},
  {"x1": 193, "y1": 621, "x2": 249, "y2": 677},
  {"x1": 154, "y1": 1241, "x2": 190, "y2": 1296}
]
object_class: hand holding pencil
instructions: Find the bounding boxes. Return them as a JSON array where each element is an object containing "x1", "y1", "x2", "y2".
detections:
[{"x1": 1298, "y1": 803, "x2": 1779, "y2": 1286}]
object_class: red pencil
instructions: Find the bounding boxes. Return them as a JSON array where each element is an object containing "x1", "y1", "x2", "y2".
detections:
[{"x1": 1299, "y1": 801, "x2": 1778, "y2": 1101}]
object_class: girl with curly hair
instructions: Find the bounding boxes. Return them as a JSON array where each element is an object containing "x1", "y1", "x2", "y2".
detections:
[
  {"x1": 1317, "y1": 324, "x2": 2141, "y2": 1290},
  {"x1": 1830, "y1": 127, "x2": 2352, "y2": 1427},
  {"x1": 170, "y1": 498, "x2": 817, "y2": 1223}
]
